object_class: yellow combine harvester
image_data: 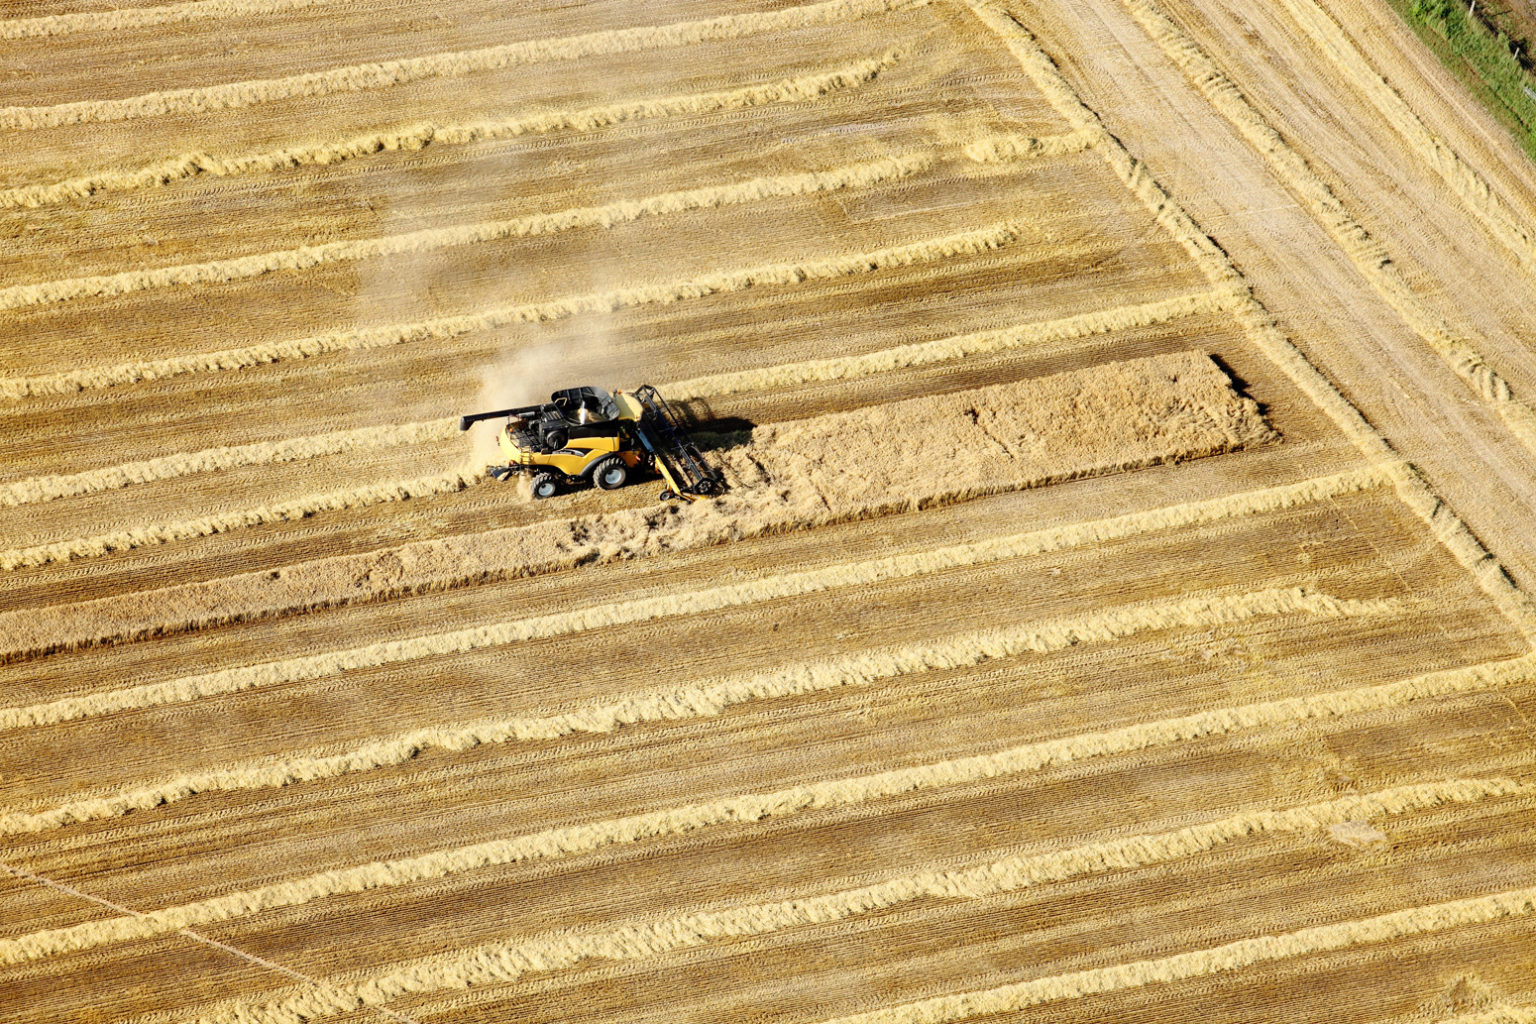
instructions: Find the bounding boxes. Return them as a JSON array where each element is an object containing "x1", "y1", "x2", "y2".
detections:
[{"x1": 459, "y1": 385, "x2": 726, "y2": 501}]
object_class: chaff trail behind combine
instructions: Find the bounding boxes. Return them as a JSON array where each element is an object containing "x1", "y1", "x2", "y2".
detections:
[{"x1": 460, "y1": 384, "x2": 726, "y2": 501}]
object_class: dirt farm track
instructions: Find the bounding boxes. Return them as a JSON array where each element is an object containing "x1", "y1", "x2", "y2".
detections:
[{"x1": 5, "y1": 0, "x2": 1536, "y2": 1020}]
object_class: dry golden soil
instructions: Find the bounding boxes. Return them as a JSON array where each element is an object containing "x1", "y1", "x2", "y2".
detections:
[{"x1": 2, "y1": 1, "x2": 1535, "y2": 1022}]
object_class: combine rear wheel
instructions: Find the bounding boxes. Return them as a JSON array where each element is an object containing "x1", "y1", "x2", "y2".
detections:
[
  {"x1": 590, "y1": 455, "x2": 629, "y2": 490},
  {"x1": 529, "y1": 472, "x2": 559, "y2": 499}
]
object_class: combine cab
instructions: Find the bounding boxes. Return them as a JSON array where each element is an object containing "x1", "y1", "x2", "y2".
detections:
[{"x1": 459, "y1": 385, "x2": 726, "y2": 501}]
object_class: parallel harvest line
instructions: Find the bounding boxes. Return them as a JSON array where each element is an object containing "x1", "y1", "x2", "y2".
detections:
[
  {"x1": 963, "y1": 127, "x2": 1098, "y2": 162},
  {"x1": 0, "y1": 0, "x2": 930, "y2": 129},
  {"x1": 0, "y1": 51, "x2": 902, "y2": 209},
  {"x1": 2, "y1": 631, "x2": 1485, "y2": 969},
  {"x1": 1275, "y1": 0, "x2": 1536, "y2": 273},
  {"x1": 0, "y1": 587, "x2": 1394, "y2": 836},
  {"x1": 0, "y1": 153, "x2": 935, "y2": 312},
  {"x1": 666, "y1": 285, "x2": 1244, "y2": 398},
  {"x1": 815, "y1": 885, "x2": 1536, "y2": 1023},
  {"x1": 0, "y1": 466, "x2": 1395, "y2": 727},
  {"x1": 0, "y1": 419, "x2": 458, "y2": 507},
  {"x1": 0, "y1": 0, "x2": 335, "y2": 40},
  {"x1": 958, "y1": 0, "x2": 1536, "y2": 638},
  {"x1": 186, "y1": 779, "x2": 1533, "y2": 1024},
  {"x1": 1, "y1": 287, "x2": 1231, "y2": 509},
  {"x1": 0, "y1": 466, "x2": 485, "y2": 573},
  {"x1": 1120, "y1": 0, "x2": 1536, "y2": 459},
  {"x1": 0, "y1": 220, "x2": 1021, "y2": 399},
  {"x1": 1439, "y1": 1004, "x2": 1536, "y2": 1024}
]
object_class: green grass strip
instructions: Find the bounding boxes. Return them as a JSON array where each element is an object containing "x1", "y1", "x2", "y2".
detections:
[{"x1": 1391, "y1": 0, "x2": 1536, "y2": 161}]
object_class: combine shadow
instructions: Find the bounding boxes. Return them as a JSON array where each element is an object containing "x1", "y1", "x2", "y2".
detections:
[{"x1": 671, "y1": 397, "x2": 757, "y2": 452}]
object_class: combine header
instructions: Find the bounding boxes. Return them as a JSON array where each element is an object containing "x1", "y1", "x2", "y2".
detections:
[{"x1": 459, "y1": 384, "x2": 726, "y2": 501}]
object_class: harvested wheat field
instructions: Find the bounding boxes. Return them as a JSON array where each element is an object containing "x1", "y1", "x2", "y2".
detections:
[{"x1": 4, "y1": 0, "x2": 1536, "y2": 1021}]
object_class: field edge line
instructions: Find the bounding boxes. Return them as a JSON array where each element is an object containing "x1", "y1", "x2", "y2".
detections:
[
  {"x1": 1119, "y1": 0, "x2": 1536, "y2": 482},
  {"x1": 1279, "y1": 0, "x2": 1536, "y2": 274},
  {"x1": 958, "y1": 0, "x2": 1536, "y2": 639}
]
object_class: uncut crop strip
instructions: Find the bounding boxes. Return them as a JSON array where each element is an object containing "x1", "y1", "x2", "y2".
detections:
[
  {"x1": 0, "y1": 347, "x2": 1260, "y2": 579},
  {"x1": 0, "y1": 221, "x2": 1021, "y2": 399},
  {"x1": 0, "y1": 463, "x2": 1388, "y2": 727},
  {"x1": 0, "y1": 153, "x2": 939, "y2": 313},
  {"x1": 0, "y1": 51, "x2": 904, "y2": 209},
  {"x1": 0, "y1": 0, "x2": 930, "y2": 130},
  {"x1": 0, "y1": 419, "x2": 458, "y2": 508},
  {"x1": 2, "y1": 644, "x2": 1488, "y2": 970},
  {"x1": 813, "y1": 885, "x2": 1536, "y2": 1024},
  {"x1": 1116, "y1": 0, "x2": 1536, "y2": 458},
  {"x1": 1274, "y1": 0, "x2": 1536, "y2": 274},
  {"x1": 0, "y1": 460, "x2": 1380, "y2": 663},
  {"x1": 0, "y1": 0, "x2": 336, "y2": 40},
  {"x1": 183, "y1": 779, "x2": 1534, "y2": 1024},
  {"x1": 958, "y1": 0, "x2": 1536, "y2": 638},
  {"x1": 0, "y1": 288, "x2": 1234, "y2": 515},
  {"x1": 0, "y1": 586, "x2": 1394, "y2": 837}
]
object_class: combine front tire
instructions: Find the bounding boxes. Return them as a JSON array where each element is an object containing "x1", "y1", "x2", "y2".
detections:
[
  {"x1": 590, "y1": 455, "x2": 629, "y2": 490},
  {"x1": 529, "y1": 472, "x2": 559, "y2": 499}
]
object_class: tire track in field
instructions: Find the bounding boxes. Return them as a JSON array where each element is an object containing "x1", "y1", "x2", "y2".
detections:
[
  {"x1": 0, "y1": 356, "x2": 1281, "y2": 729},
  {"x1": 1274, "y1": 0, "x2": 1536, "y2": 275},
  {"x1": 1439, "y1": 1004, "x2": 1536, "y2": 1024},
  {"x1": 0, "y1": 459, "x2": 1374, "y2": 665},
  {"x1": 0, "y1": 419, "x2": 459, "y2": 508},
  {"x1": 0, "y1": 466, "x2": 485, "y2": 574},
  {"x1": 180, "y1": 779, "x2": 1533, "y2": 1024},
  {"x1": 0, "y1": 220, "x2": 1022, "y2": 399},
  {"x1": 959, "y1": 0, "x2": 1536, "y2": 639},
  {"x1": 665, "y1": 284, "x2": 1245, "y2": 398},
  {"x1": 0, "y1": 653, "x2": 1469, "y2": 969},
  {"x1": 0, "y1": 0, "x2": 931, "y2": 129},
  {"x1": 0, "y1": 286, "x2": 1234, "y2": 512},
  {"x1": 0, "y1": 0, "x2": 335, "y2": 40},
  {"x1": 814, "y1": 884, "x2": 1536, "y2": 1023},
  {"x1": 0, "y1": 153, "x2": 937, "y2": 313},
  {"x1": 0, "y1": 586, "x2": 1396, "y2": 836},
  {"x1": 0, "y1": 52, "x2": 905, "y2": 210},
  {"x1": 1118, "y1": 0, "x2": 1536, "y2": 462}
]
